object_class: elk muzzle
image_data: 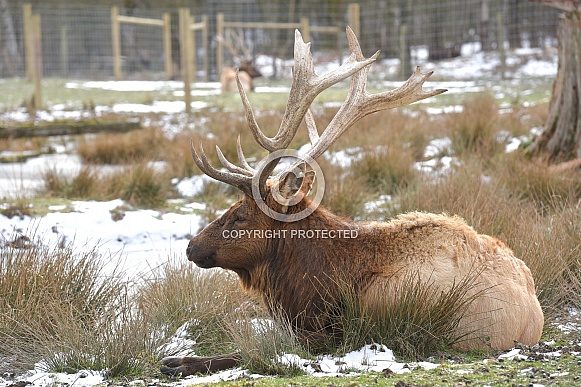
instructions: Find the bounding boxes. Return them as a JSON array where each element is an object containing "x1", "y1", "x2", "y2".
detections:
[{"x1": 186, "y1": 239, "x2": 216, "y2": 268}]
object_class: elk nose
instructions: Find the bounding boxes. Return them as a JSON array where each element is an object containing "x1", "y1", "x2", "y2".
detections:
[{"x1": 186, "y1": 242, "x2": 192, "y2": 258}]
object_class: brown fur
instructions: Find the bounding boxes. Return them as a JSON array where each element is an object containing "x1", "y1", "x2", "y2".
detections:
[{"x1": 220, "y1": 61, "x2": 261, "y2": 93}]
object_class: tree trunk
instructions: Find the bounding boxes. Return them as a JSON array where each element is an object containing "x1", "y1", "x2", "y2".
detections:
[{"x1": 530, "y1": 11, "x2": 581, "y2": 162}]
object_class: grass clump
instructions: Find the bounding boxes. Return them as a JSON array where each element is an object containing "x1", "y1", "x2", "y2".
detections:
[
  {"x1": 137, "y1": 259, "x2": 252, "y2": 357},
  {"x1": 225, "y1": 308, "x2": 307, "y2": 377},
  {"x1": 493, "y1": 153, "x2": 580, "y2": 209},
  {"x1": 321, "y1": 166, "x2": 373, "y2": 219},
  {"x1": 41, "y1": 163, "x2": 169, "y2": 208},
  {"x1": 77, "y1": 127, "x2": 167, "y2": 164},
  {"x1": 314, "y1": 272, "x2": 483, "y2": 360},
  {"x1": 349, "y1": 146, "x2": 417, "y2": 195},
  {"x1": 138, "y1": 259, "x2": 307, "y2": 376},
  {"x1": 0, "y1": 242, "x2": 161, "y2": 377},
  {"x1": 448, "y1": 93, "x2": 504, "y2": 159}
]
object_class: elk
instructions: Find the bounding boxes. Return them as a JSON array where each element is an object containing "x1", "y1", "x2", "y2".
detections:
[
  {"x1": 218, "y1": 29, "x2": 262, "y2": 92},
  {"x1": 161, "y1": 27, "x2": 544, "y2": 376}
]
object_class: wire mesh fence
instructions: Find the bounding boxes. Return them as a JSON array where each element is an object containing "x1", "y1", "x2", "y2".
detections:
[{"x1": 0, "y1": 1, "x2": 562, "y2": 81}]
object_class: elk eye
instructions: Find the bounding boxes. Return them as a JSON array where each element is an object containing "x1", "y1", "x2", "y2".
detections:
[{"x1": 235, "y1": 214, "x2": 245, "y2": 222}]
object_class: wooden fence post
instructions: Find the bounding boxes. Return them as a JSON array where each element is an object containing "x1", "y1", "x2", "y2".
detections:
[
  {"x1": 496, "y1": 11, "x2": 506, "y2": 79},
  {"x1": 179, "y1": 8, "x2": 192, "y2": 114},
  {"x1": 189, "y1": 13, "x2": 196, "y2": 82},
  {"x1": 111, "y1": 6, "x2": 122, "y2": 80},
  {"x1": 163, "y1": 12, "x2": 173, "y2": 80},
  {"x1": 60, "y1": 25, "x2": 69, "y2": 76},
  {"x1": 202, "y1": 14, "x2": 209, "y2": 81},
  {"x1": 22, "y1": 4, "x2": 34, "y2": 81},
  {"x1": 32, "y1": 13, "x2": 42, "y2": 109},
  {"x1": 348, "y1": 3, "x2": 360, "y2": 38},
  {"x1": 300, "y1": 17, "x2": 310, "y2": 42}
]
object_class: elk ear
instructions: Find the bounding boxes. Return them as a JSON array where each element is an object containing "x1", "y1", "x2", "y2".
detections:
[
  {"x1": 278, "y1": 163, "x2": 316, "y2": 200},
  {"x1": 276, "y1": 165, "x2": 316, "y2": 214}
]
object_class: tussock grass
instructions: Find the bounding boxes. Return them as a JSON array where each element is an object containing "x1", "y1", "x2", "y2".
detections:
[
  {"x1": 225, "y1": 308, "x2": 307, "y2": 376},
  {"x1": 493, "y1": 152, "x2": 580, "y2": 209},
  {"x1": 349, "y1": 146, "x2": 417, "y2": 195},
  {"x1": 0, "y1": 242, "x2": 161, "y2": 376},
  {"x1": 447, "y1": 93, "x2": 504, "y2": 159},
  {"x1": 41, "y1": 163, "x2": 169, "y2": 208},
  {"x1": 0, "y1": 199, "x2": 33, "y2": 219},
  {"x1": 321, "y1": 163, "x2": 373, "y2": 219},
  {"x1": 137, "y1": 259, "x2": 254, "y2": 356},
  {"x1": 309, "y1": 271, "x2": 485, "y2": 360},
  {"x1": 77, "y1": 127, "x2": 167, "y2": 164}
]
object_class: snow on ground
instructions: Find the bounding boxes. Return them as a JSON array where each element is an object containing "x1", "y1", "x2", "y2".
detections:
[
  {"x1": 0, "y1": 345, "x2": 439, "y2": 387},
  {"x1": 0, "y1": 199, "x2": 197, "y2": 278}
]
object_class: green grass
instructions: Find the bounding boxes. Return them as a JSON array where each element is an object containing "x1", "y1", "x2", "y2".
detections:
[
  {"x1": 0, "y1": 75, "x2": 554, "y2": 117},
  {"x1": 187, "y1": 352, "x2": 581, "y2": 386}
]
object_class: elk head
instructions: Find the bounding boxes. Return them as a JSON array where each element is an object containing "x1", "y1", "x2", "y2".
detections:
[
  {"x1": 188, "y1": 27, "x2": 446, "y2": 280},
  {"x1": 218, "y1": 29, "x2": 262, "y2": 92}
]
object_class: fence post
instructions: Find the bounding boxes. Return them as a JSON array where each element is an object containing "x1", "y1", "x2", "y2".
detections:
[
  {"x1": 202, "y1": 14, "x2": 209, "y2": 81},
  {"x1": 22, "y1": 4, "x2": 34, "y2": 81},
  {"x1": 163, "y1": 12, "x2": 172, "y2": 80},
  {"x1": 190, "y1": 14, "x2": 196, "y2": 82},
  {"x1": 32, "y1": 13, "x2": 42, "y2": 109},
  {"x1": 347, "y1": 3, "x2": 360, "y2": 38},
  {"x1": 60, "y1": 25, "x2": 68, "y2": 76},
  {"x1": 399, "y1": 23, "x2": 410, "y2": 79},
  {"x1": 300, "y1": 17, "x2": 310, "y2": 43},
  {"x1": 179, "y1": 8, "x2": 192, "y2": 114},
  {"x1": 111, "y1": 6, "x2": 122, "y2": 80},
  {"x1": 216, "y1": 13, "x2": 224, "y2": 80}
]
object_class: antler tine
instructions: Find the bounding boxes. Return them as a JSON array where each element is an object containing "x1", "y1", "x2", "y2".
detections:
[
  {"x1": 215, "y1": 145, "x2": 254, "y2": 177},
  {"x1": 189, "y1": 139, "x2": 252, "y2": 195},
  {"x1": 236, "y1": 135, "x2": 256, "y2": 173},
  {"x1": 192, "y1": 27, "x2": 446, "y2": 198},
  {"x1": 234, "y1": 28, "x2": 253, "y2": 60},
  {"x1": 304, "y1": 63, "x2": 447, "y2": 161},
  {"x1": 217, "y1": 32, "x2": 240, "y2": 60},
  {"x1": 305, "y1": 109, "x2": 319, "y2": 145},
  {"x1": 237, "y1": 28, "x2": 378, "y2": 153}
]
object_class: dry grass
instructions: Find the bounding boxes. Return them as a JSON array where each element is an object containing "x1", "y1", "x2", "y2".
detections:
[
  {"x1": 447, "y1": 93, "x2": 504, "y2": 159},
  {"x1": 349, "y1": 146, "x2": 417, "y2": 195},
  {"x1": 40, "y1": 163, "x2": 170, "y2": 208},
  {"x1": 0, "y1": 243, "x2": 161, "y2": 376},
  {"x1": 224, "y1": 307, "x2": 307, "y2": 376},
  {"x1": 320, "y1": 162, "x2": 374, "y2": 219},
  {"x1": 322, "y1": 271, "x2": 486, "y2": 359},
  {"x1": 76, "y1": 127, "x2": 167, "y2": 164},
  {"x1": 137, "y1": 259, "x2": 256, "y2": 356}
]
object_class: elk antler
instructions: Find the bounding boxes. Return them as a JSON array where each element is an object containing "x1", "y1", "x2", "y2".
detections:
[{"x1": 190, "y1": 27, "x2": 446, "y2": 197}]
